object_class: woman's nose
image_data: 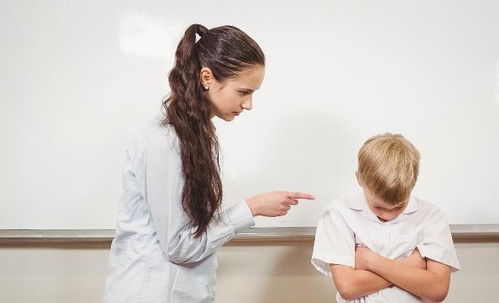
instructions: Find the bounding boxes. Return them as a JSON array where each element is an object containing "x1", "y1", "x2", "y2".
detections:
[{"x1": 242, "y1": 98, "x2": 252, "y2": 110}]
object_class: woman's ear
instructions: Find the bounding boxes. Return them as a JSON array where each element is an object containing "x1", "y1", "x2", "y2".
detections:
[{"x1": 200, "y1": 67, "x2": 213, "y2": 90}]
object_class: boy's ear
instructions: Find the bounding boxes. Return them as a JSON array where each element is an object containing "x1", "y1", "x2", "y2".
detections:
[{"x1": 355, "y1": 171, "x2": 363, "y2": 187}]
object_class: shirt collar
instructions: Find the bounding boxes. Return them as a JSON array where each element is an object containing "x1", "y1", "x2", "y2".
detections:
[
  {"x1": 402, "y1": 195, "x2": 420, "y2": 214},
  {"x1": 346, "y1": 192, "x2": 366, "y2": 211},
  {"x1": 345, "y1": 191, "x2": 420, "y2": 223}
]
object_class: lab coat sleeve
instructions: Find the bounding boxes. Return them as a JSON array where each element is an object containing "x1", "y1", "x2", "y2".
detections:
[{"x1": 144, "y1": 131, "x2": 255, "y2": 264}]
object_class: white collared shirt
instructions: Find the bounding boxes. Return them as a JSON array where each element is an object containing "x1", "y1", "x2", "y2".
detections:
[
  {"x1": 102, "y1": 115, "x2": 255, "y2": 303},
  {"x1": 312, "y1": 193, "x2": 460, "y2": 303}
]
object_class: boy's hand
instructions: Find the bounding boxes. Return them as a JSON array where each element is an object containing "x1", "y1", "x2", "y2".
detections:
[
  {"x1": 399, "y1": 248, "x2": 427, "y2": 270},
  {"x1": 355, "y1": 245, "x2": 376, "y2": 271}
]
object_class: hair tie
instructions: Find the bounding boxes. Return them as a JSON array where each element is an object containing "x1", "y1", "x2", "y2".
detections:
[{"x1": 196, "y1": 25, "x2": 208, "y2": 39}]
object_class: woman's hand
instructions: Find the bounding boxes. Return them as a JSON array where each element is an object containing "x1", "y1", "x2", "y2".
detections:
[{"x1": 245, "y1": 191, "x2": 315, "y2": 217}]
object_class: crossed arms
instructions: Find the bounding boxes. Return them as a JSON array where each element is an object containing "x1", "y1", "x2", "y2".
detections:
[{"x1": 330, "y1": 247, "x2": 451, "y2": 302}]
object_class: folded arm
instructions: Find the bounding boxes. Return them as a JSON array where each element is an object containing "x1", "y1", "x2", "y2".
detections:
[
  {"x1": 330, "y1": 248, "x2": 427, "y2": 300},
  {"x1": 357, "y1": 246, "x2": 451, "y2": 302},
  {"x1": 330, "y1": 264, "x2": 391, "y2": 301}
]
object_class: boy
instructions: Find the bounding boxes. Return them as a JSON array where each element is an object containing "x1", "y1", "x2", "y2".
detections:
[{"x1": 312, "y1": 133, "x2": 460, "y2": 302}]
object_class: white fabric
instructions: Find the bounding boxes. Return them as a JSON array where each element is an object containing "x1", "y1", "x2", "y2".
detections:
[
  {"x1": 312, "y1": 192, "x2": 460, "y2": 303},
  {"x1": 102, "y1": 115, "x2": 255, "y2": 303}
]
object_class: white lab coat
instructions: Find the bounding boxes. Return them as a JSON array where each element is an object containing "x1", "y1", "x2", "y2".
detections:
[{"x1": 102, "y1": 115, "x2": 255, "y2": 303}]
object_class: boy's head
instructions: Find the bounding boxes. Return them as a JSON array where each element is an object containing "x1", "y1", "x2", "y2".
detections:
[{"x1": 356, "y1": 133, "x2": 420, "y2": 222}]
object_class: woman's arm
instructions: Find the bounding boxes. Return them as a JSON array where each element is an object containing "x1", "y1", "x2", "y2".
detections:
[
  {"x1": 145, "y1": 133, "x2": 314, "y2": 264},
  {"x1": 166, "y1": 190, "x2": 315, "y2": 264},
  {"x1": 145, "y1": 133, "x2": 254, "y2": 264},
  {"x1": 330, "y1": 248, "x2": 427, "y2": 300},
  {"x1": 356, "y1": 246, "x2": 451, "y2": 302}
]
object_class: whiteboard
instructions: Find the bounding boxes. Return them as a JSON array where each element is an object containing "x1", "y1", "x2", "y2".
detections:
[{"x1": 1, "y1": 0, "x2": 498, "y2": 229}]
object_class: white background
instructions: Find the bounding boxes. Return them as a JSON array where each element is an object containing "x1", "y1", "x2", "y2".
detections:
[{"x1": 1, "y1": 0, "x2": 498, "y2": 228}]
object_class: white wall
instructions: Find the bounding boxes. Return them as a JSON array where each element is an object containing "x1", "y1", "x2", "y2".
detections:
[
  {"x1": 2, "y1": 0, "x2": 499, "y2": 230},
  {"x1": 1, "y1": 241, "x2": 498, "y2": 302}
]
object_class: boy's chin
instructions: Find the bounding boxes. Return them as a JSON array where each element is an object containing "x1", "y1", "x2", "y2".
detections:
[{"x1": 378, "y1": 215, "x2": 399, "y2": 222}]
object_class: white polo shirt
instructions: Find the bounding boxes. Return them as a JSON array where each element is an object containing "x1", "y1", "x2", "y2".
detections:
[{"x1": 312, "y1": 193, "x2": 460, "y2": 303}]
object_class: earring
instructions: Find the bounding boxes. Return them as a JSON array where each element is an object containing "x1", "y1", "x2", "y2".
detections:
[{"x1": 204, "y1": 85, "x2": 209, "y2": 90}]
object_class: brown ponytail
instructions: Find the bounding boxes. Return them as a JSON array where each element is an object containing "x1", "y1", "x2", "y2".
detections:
[{"x1": 163, "y1": 24, "x2": 264, "y2": 237}]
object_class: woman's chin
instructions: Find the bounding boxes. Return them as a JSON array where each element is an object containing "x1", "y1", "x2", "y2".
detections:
[{"x1": 219, "y1": 114, "x2": 236, "y2": 122}]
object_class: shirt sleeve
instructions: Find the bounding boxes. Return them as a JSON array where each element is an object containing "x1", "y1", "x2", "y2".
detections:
[
  {"x1": 144, "y1": 130, "x2": 255, "y2": 265},
  {"x1": 311, "y1": 203, "x2": 356, "y2": 276},
  {"x1": 416, "y1": 207, "x2": 461, "y2": 272}
]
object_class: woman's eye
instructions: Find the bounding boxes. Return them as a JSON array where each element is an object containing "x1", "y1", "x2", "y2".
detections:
[{"x1": 238, "y1": 90, "x2": 252, "y2": 96}]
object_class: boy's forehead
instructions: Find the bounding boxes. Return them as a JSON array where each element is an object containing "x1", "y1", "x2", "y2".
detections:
[{"x1": 364, "y1": 187, "x2": 408, "y2": 208}]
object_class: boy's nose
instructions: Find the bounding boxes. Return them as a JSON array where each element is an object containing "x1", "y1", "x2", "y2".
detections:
[{"x1": 377, "y1": 213, "x2": 391, "y2": 222}]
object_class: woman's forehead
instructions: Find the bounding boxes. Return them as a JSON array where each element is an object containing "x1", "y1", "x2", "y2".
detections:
[{"x1": 231, "y1": 66, "x2": 265, "y2": 88}]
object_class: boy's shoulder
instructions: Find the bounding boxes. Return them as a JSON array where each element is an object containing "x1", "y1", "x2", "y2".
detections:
[
  {"x1": 402, "y1": 197, "x2": 453, "y2": 233},
  {"x1": 325, "y1": 196, "x2": 358, "y2": 211},
  {"x1": 322, "y1": 196, "x2": 368, "y2": 218},
  {"x1": 411, "y1": 196, "x2": 448, "y2": 219}
]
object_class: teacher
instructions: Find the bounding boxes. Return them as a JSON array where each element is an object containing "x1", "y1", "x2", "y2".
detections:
[{"x1": 102, "y1": 24, "x2": 315, "y2": 303}]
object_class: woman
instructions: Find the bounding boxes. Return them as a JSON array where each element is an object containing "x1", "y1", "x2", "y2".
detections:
[{"x1": 102, "y1": 24, "x2": 315, "y2": 303}]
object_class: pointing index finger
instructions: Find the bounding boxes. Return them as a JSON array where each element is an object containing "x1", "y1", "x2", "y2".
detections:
[{"x1": 287, "y1": 192, "x2": 316, "y2": 200}]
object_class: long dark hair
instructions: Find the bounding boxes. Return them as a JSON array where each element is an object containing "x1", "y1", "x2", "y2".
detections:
[{"x1": 163, "y1": 24, "x2": 265, "y2": 237}]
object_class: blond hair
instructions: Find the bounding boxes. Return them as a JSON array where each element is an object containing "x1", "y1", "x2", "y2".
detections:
[{"x1": 358, "y1": 133, "x2": 420, "y2": 204}]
